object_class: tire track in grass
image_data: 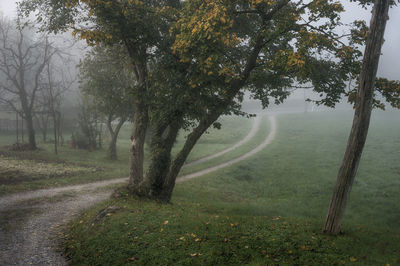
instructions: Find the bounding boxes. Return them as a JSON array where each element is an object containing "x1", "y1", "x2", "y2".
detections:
[
  {"x1": 0, "y1": 115, "x2": 277, "y2": 265},
  {"x1": 184, "y1": 116, "x2": 261, "y2": 167},
  {"x1": 177, "y1": 115, "x2": 276, "y2": 183},
  {"x1": 0, "y1": 115, "x2": 274, "y2": 207}
]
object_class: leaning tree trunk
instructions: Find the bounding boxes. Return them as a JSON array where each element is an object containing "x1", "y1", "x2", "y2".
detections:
[
  {"x1": 160, "y1": 112, "x2": 221, "y2": 202},
  {"x1": 323, "y1": 0, "x2": 389, "y2": 235}
]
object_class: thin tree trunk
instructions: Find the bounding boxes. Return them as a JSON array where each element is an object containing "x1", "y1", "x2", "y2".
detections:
[
  {"x1": 323, "y1": 0, "x2": 389, "y2": 235},
  {"x1": 106, "y1": 117, "x2": 126, "y2": 160},
  {"x1": 16, "y1": 112, "x2": 19, "y2": 143},
  {"x1": 108, "y1": 133, "x2": 118, "y2": 160},
  {"x1": 25, "y1": 112, "x2": 37, "y2": 150},
  {"x1": 53, "y1": 114, "x2": 57, "y2": 155},
  {"x1": 98, "y1": 120, "x2": 103, "y2": 149}
]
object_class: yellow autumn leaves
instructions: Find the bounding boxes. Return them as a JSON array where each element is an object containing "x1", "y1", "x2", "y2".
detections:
[{"x1": 251, "y1": 0, "x2": 276, "y2": 8}]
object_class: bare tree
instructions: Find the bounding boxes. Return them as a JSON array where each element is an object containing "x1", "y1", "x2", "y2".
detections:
[
  {"x1": 0, "y1": 16, "x2": 56, "y2": 149},
  {"x1": 35, "y1": 58, "x2": 73, "y2": 154}
]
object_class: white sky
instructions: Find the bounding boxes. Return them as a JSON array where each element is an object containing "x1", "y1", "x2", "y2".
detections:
[{"x1": 0, "y1": 0, "x2": 399, "y2": 79}]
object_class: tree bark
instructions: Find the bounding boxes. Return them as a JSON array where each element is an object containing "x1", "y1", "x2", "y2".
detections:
[
  {"x1": 125, "y1": 45, "x2": 149, "y2": 194},
  {"x1": 129, "y1": 103, "x2": 148, "y2": 194},
  {"x1": 323, "y1": 0, "x2": 389, "y2": 235},
  {"x1": 53, "y1": 114, "x2": 57, "y2": 155},
  {"x1": 106, "y1": 116, "x2": 126, "y2": 160},
  {"x1": 25, "y1": 112, "x2": 37, "y2": 150},
  {"x1": 159, "y1": 32, "x2": 266, "y2": 202},
  {"x1": 160, "y1": 111, "x2": 221, "y2": 202},
  {"x1": 144, "y1": 119, "x2": 181, "y2": 198}
]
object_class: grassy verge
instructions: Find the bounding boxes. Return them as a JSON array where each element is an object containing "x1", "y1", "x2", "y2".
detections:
[
  {"x1": 64, "y1": 110, "x2": 399, "y2": 265},
  {"x1": 64, "y1": 192, "x2": 398, "y2": 265}
]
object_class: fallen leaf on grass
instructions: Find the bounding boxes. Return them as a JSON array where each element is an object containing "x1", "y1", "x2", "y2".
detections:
[
  {"x1": 350, "y1": 257, "x2": 357, "y2": 262},
  {"x1": 127, "y1": 256, "x2": 137, "y2": 261}
]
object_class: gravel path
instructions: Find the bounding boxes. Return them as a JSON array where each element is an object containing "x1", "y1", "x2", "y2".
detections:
[
  {"x1": 0, "y1": 115, "x2": 276, "y2": 265},
  {"x1": 0, "y1": 190, "x2": 111, "y2": 266}
]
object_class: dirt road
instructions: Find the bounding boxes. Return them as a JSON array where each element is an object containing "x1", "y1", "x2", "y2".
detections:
[{"x1": 0, "y1": 115, "x2": 276, "y2": 265}]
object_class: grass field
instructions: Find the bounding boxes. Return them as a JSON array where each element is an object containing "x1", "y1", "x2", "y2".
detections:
[
  {"x1": 62, "y1": 110, "x2": 400, "y2": 265},
  {"x1": 0, "y1": 115, "x2": 252, "y2": 195}
]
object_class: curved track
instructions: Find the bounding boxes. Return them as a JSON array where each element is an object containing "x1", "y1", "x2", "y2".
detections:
[{"x1": 0, "y1": 115, "x2": 277, "y2": 265}]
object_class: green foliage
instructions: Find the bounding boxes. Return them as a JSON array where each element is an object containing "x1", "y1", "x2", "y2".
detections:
[
  {"x1": 78, "y1": 44, "x2": 135, "y2": 121},
  {"x1": 73, "y1": 95, "x2": 103, "y2": 150}
]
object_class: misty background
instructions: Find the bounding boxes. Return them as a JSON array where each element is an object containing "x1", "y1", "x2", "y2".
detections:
[{"x1": 0, "y1": 0, "x2": 399, "y2": 114}]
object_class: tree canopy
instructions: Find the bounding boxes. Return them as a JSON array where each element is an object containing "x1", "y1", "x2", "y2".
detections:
[{"x1": 18, "y1": 0, "x2": 399, "y2": 201}]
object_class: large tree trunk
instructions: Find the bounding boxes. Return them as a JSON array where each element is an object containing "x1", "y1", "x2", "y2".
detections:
[
  {"x1": 129, "y1": 104, "x2": 148, "y2": 194},
  {"x1": 323, "y1": 0, "x2": 389, "y2": 235},
  {"x1": 144, "y1": 119, "x2": 181, "y2": 198},
  {"x1": 126, "y1": 48, "x2": 149, "y2": 194}
]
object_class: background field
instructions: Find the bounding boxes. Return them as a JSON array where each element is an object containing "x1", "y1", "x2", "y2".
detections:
[
  {"x1": 0, "y1": 115, "x2": 253, "y2": 194},
  {"x1": 60, "y1": 110, "x2": 399, "y2": 265}
]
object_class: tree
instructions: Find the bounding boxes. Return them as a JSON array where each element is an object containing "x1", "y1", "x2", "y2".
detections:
[
  {"x1": 0, "y1": 17, "x2": 56, "y2": 150},
  {"x1": 73, "y1": 93, "x2": 103, "y2": 150},
  {"x1": 323, "y1": 0, "x2": 391, "y2": 235},
  {"x1": 19, "y1": 0, "x2": 375, "y2": 201},
  {"x1": 37, "y1": 58, "x2": 74, "y2": 154},
  {"x1": 79, "y1": 45, "x2": 135, "y2": 159}
]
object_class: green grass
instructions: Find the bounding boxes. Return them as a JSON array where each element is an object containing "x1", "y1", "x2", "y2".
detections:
[
  {"x1": 173, "y1": 115, "x2": 253, "y2": 163},
  {"x1": 179, "y1": 115, "x2": 269, "y2": 176},
  {"x1": 63, "y1": 110, "x2": 400, "y2": 265}
]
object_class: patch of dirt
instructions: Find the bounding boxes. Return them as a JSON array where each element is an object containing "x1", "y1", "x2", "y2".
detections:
[
  {"x1": 0, "y1": 168, "x2": 97, "y2": 185},
  {"x1": 0, "y1": 155, "x2": 103, "y2": 185}
]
